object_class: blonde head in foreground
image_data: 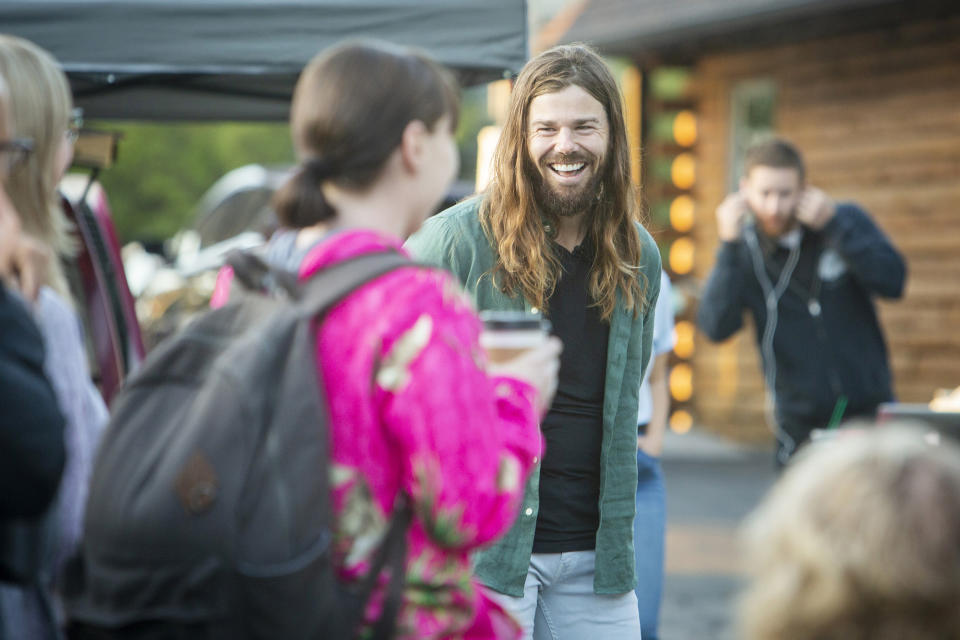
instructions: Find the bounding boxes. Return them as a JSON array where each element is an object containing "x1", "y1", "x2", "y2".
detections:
[{"x1": 740, "y1": 425, "x2": 960, "y2": 640}]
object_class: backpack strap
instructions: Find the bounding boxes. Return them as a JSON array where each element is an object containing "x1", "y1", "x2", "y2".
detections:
[
  {"x1": 350, "y1": 494, "x2": 413, "y2": 640},
  {"x1": 297, "y1": 250, "x2": 415, "y2": 638},
  {"x1": 227, "y1": 249, "x2": 413, "y2": 315},
  {"x1": 295, "y1": 250, "x2": 413, "y2": 319},
  {"x1": 226, "y1": 250, "x2": 300, "y2": 297}
]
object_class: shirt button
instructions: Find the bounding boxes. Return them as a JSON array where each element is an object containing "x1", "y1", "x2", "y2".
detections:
[
  {"x1": 525, "y1": 508, "x2": 534, "y2": 517},
  {"x1": 532, "y1": 456, "x2": 539, "y2": 464}
]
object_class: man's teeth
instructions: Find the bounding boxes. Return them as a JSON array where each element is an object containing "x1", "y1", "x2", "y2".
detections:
[{"x1": 551, "y1": 163, "x2": 585, "y2": 172}]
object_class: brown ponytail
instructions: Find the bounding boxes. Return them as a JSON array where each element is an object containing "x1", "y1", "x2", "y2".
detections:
[
  {"x1": 272, "y1": 158, "x2": 337, "y2": 228},
  {"x1": 274, "y1": 40, "x2": 460, "y2": 230}
]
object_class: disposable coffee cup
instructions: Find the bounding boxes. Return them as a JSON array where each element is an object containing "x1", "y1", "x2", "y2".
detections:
[{"x1": 479, "y1": 310, "x2": 551, "y2": 363}]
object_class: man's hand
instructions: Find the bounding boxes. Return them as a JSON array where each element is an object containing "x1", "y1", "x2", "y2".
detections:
[
  {"x1": 796, "y1": 186, "x2": 836, "y2": 230},
  {"x1": 715, "y1": 192, "x2": 749, "y2": 242},
  {"x1": 637, "y1": 434, "x2": 663, "y2": 458}
]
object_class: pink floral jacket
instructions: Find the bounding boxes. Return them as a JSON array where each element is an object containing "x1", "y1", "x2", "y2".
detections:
[{"x1": 213, "y1": 230, "x2": 542, "y2": 639}]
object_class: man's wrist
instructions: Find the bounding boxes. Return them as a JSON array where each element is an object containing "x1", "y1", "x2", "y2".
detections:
[
  {"x1": 638, "y1": 435, "x2": 664, "y2": 456},
  {"x1": 819, "y1": 204, "x2": 847, "y2": 238}
]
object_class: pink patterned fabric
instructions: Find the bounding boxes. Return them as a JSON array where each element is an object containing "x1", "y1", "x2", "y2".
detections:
[{"x1": 215, "y1": 230, "x2": 542, "y2": 638}]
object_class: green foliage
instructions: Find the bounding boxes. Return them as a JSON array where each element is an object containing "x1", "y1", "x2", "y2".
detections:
[
  {"x1": 86, "y1": 121, "x2": 294, "y2": 244},
  {"x1": 649, "y1": 67, "x2": 694, "y2": 101},
  {"x1": 88, "y1": 86, "x2": 489, "y2": 245},
  {"x1": 651, "y1": 200, "x2": 671, "y2": 228}
]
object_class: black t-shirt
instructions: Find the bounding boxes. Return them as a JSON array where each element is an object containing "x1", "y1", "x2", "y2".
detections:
[{"x1": 533, "y1": 242, "x2": 609, "y2": 553}]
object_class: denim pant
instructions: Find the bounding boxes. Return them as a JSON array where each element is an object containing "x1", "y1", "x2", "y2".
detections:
[
  {"x1": 634, "y1": 449, "x2": 665, "y2": 640},
  {"x1": 488, "y1": 550, "x2": 642, "y2": 640}
]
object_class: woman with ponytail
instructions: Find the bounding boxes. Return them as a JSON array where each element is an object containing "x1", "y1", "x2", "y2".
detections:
[{"x1": 212, "y1": 41, "x2": 561, "y2": 639}]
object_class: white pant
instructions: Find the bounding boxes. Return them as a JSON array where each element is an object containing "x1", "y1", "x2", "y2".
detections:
[{"x1": 488, "y1": 551, "x2": 642, "y2": 640}]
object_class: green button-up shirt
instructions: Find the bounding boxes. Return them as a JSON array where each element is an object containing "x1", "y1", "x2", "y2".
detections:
[{"x1": 405, "y1": 197, "x2": 661, "y2": 596}]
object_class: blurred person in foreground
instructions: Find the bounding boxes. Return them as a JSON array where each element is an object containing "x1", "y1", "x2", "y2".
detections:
[
  {"x1": 210, "y1": 41, "x2": 561, "y2": 639},
  {"x1": 0, "y1": 70, "x2": 65, "y2": 524},
  {"x1": 0, "y1": 66, "x2": 68, "y2": 637},
  {"x1": 740, "y1": 424, "x2": 960, "y2": 640},
  {"x1": 697, "y1": 138, "x2": 906, "y2": 466},
  {"x1": 633, "y1": 271, "x2": 675, "y2": 640},
  {"x1": 407, "y1": 44, "x2": 660, "y2": 639},
  {"x1": 0, "y1": 34, "x2": 109, "y2": 636}
]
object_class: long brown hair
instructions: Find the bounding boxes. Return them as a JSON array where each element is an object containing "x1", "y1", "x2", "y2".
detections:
[
  {"x1": 480, "y1": 44, "x2": 646, "y2": 320},
  {"x1": 274, "y1": 40, "x2": 460, "y2": 228}
]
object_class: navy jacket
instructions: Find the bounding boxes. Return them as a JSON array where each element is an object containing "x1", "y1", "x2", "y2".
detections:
[
  {"x1": 697, "y1": 203, "x2": 906, "y2": 433},
  {"x1": 0, "y1": 284, "x2": 65, "y2": 519}
]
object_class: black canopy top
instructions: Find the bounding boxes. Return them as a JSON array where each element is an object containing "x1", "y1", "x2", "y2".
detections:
[{"x1": 3, "y1": 0, "x2": 529, "y2": 120}]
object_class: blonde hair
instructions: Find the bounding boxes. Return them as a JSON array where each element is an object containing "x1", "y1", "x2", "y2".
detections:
[
  {"x1": 0, "y1": 34, "x2": 75, "y2": 298},
  {"x1": 480, "y1": 44, "x2": 646, "y2": 321},
  {"x1": 740, "y1": 425, "x2": 960, "y2": 640}
]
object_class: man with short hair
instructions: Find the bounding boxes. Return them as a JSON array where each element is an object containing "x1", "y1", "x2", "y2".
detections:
[
  {"x1": 407, "y1": 44, "x2": 660, "y2": 638},
  {"x1": 697, "y1": 138, "x2": 906, "y2": 465}
]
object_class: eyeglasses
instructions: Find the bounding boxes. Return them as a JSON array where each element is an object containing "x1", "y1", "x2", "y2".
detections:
[
  {"x1": 66, "y1": 107, "x2": 84, "y2": 144},
  {"x1": 0, "y1": 138, "x2": 34, "y2": 176}
]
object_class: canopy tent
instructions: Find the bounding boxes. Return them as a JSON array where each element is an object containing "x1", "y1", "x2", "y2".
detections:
[
  {"x1": 556, "y1": 0, "x2": 911, "y2": 60},
  {"x1": 2, "y1": 0, "x2": 528, "y2": 120}
]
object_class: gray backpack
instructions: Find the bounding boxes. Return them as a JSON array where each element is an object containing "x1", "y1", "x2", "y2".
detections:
[{"x1": 66, "y1": 250, "x2": 413, "y2": 639}]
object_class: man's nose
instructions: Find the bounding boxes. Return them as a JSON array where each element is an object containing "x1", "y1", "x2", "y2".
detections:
[
  {"x1": 555, "y1": 127, "x2": 577, "y2": 154},
  {"x1": 765, "y1": 196, "x2": 784, "y2": 215}
]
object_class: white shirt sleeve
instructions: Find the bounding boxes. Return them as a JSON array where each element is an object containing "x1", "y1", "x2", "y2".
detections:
[{"x1": 637, "y1": 272, "x2": 676, "y2": 426}]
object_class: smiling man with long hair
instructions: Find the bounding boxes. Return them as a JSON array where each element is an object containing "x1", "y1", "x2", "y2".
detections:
[{"x1": 407, "y1": 44, "x2": 661, "y2": 639}]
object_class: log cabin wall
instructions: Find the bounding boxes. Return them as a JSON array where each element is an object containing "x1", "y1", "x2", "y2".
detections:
[{"x1": 691, "y1": 13, "x2": 960, "y2": 442}]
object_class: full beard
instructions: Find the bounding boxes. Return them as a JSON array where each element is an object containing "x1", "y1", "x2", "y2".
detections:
[
  {"x1": 530, "y1": 157, "x2": 603, "y2": 219},
  {"x1": 757, "y1": 211, "x2": 799, "y2": 239}
]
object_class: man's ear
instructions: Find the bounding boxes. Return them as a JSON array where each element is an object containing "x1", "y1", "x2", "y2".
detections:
[{"x1": 399, "y1": 120, "x2": 428, "y2": 174}]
